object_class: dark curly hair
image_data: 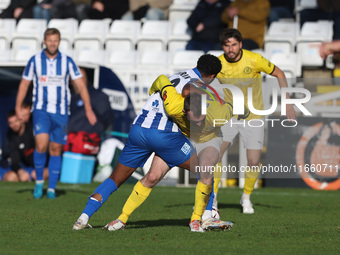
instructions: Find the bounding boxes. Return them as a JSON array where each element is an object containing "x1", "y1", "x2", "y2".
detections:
[
  {"x1": 219, "y1": 28, "x2": 243, "y2": 46},
  {"x1": 196, "y1": 54, "x2": 222, "y2": 77}
]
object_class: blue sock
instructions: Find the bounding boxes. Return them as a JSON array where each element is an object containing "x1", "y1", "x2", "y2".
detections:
[
  {"x1": 206, "y1": 179, "x2": 215, "y2": 211},
  {"x1": 83, "y1": 178, "x2": 118, "y2": 218},
  {"x1": 34, "y1": 150, "x2": 46, "y2": 181},
  {"x1": 48, "y1": 155, "x2": 61, "y2": 190}
]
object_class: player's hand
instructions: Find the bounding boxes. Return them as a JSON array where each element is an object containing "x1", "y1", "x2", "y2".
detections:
[
  {"x1": 86, "y1": 109, "x2": 97, "y2": 125},
  {"x1": 15, "y1": 107, "x2": 25, "y2": 121},
  {"x1": 285, "y1": 104, "x2": 297, "y2": 121},
  {"x1": 149, "y1": 75, "x2": 172, "y2": 95}
]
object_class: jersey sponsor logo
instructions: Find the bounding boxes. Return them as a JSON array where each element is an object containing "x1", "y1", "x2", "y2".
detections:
[
  {"x1": 243, "y1": 67, "x2": 252, "y2": 74},
  {"x1": 39, "y1": 76, "x2": 47, "y2": 82},
  {"x1": 181, "y1": 142, "x2": 191, "y2": 155}
]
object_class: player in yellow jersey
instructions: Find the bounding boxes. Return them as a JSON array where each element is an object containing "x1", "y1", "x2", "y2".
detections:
[{"x1": 213, "y1": 28, "x2": 296, "y2": 214}]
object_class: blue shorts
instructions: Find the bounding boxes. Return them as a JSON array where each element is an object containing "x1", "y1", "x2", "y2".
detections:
[
  {"x1": 118, "y1": 125, "x2": 194, "y2": 168},
  {"x1": 33, "y1": 110, "x2": 68, "y2": 144}
]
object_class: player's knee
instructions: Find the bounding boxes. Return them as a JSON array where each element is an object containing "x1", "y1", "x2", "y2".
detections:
[
  {"x1": 4, "y1": 172, "x2": 19, "y2": 182},
  {"x1": 248, "y1": 159, "x2": 260, "y2": 168},
  {"x1": 36, "y1": 144, "x2": 47, "y2": 153},
  {"x1": 91, "y1": 193, "x2": 103, "y2": 203},
  {"x1": 144, "y1": 172, "x2": 161, "y2": 187}
]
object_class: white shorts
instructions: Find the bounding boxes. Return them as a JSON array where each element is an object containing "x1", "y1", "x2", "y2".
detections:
[
  {"x1": 221, "y1": 118, "x2": 264, "y2": 150},
  {"x1": 191, "y1": 137, "x2": 222, "y2": 155}
]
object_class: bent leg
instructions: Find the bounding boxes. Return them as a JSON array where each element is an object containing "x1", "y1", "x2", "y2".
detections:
[{"x1": 118, "y1": 155, "x2": 170, "y2": 224}]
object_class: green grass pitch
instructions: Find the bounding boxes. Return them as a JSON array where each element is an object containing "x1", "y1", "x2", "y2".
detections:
[{"x1": 0, "y1": 182, "x2": 339, "y2": 255}]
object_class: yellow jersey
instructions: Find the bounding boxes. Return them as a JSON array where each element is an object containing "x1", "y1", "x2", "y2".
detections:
[
  {"x1": 217, "y1": 49, "x2": 275, "y2": 120},
  {"x1": 161, "y1": 85, "x2": 233, "y2": 143}
]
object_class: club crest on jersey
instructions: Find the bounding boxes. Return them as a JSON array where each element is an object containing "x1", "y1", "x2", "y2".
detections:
[
  {"x1": 152, "y1": 99, "x2": 159, "y2": 111},
  {"x1": 243, "y1": 67, "x2": 252, "y2": 74}
]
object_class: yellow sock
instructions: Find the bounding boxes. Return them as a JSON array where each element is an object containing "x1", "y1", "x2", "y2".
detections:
[
  {"x1": 214, "y1": 162, "x2": 222, "y2": 195},
  {"x1": 118, "y1": 181, "x2": 152, "y2": 223},
  {"x1": 243, "y1": 165, "x2": 261, "y2": 195},
  {"x1": 191, "y1": 180, "x2": 212, "y2": 222}
]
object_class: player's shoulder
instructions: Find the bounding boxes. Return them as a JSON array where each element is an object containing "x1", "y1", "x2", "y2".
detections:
[{"x1": 242, "y1": 49, "x2": 263, "y2": 59}]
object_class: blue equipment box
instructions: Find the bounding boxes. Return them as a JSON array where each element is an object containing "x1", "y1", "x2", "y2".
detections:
[{"x1": 60, "y1": 152, "x2": 96, "y2": 184}]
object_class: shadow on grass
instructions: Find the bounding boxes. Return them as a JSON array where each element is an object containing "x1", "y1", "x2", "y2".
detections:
[
  {"x1": 128, "y1": 218, "x2": 190, "y2": 229},
  {"x1": 218, "y1": 202, "x2": 282, "y2": 212},
  {"x1": 85, "y1": 219, "x2": 190, "y2": 230},
  {"x1": 16, "y1": 188, "x2": 88, "y2": 196}
]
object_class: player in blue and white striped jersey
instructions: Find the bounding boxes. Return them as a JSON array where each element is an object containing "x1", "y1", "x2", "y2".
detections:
[{"x1": 15, "y1": 28, "x2": 97, "y2": 200}]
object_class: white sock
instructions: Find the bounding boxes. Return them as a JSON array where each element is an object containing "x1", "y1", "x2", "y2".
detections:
[
  {"x1": 202, "y1": 210, "x2": 212, "y2": 221},
  {"x1": 36, "y1": 180, "x2": 44, "y2": 184},
  {"x1": 79, "y1": 213, "x2": 89, "y2": 224},
  {"x1": 242, "y1": 193, "x2": 250, "y2": 200},
  {"x1": 47, "y1": 188, "x2": 55, "y2": 193},
  {"x1": 213, "y1": 192, "x2": 218, "y2": 208}
]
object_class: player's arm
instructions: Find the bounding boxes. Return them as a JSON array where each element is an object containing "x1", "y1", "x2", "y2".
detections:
[
  {"x1": 149, "y1": 74, "x2": 187, "y2": 117},
  {"x1": 72, "y1": 78, "x2": 97, "y2": 125},
  {"x1": 161, "y1": 84, "x2": 185, "y2": 118},
  {"x1": 15, "y1": 78, "x2": 31, "y2": 121},
  {"x1": 270, "y1": 66, "x2": 297, "y2": 120}
]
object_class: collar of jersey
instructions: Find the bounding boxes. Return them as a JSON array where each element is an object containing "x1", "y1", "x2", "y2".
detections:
[
  {"x1": 223, "y1": 49, "x2": 243, "y2": 63},
  {"x1": 41, "y1": 49, "x2": 62, "y2": 60},
  {"x1": 192, "y1": 67, "x2": 202, "y2": 79}
]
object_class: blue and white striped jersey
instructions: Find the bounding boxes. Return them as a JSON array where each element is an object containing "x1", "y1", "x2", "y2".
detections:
[
  {"x1": 133, "y1": 68, "x2": 203, "y2": 132},
  {"x1": 22, "y1": 50, "x2": 82, "y2": 115}
]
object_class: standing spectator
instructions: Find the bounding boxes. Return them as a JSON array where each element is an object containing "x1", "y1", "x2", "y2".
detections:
[
  {"x1": 186, "y1": 0, "x2": 230, "y2": 53},
  {"x1": 15, "y1": 28, "x2": 97, "y2": 199},
  {"x1": 0, "y1": 0, "x2": 36, "y2": 20},
  {"x1": 221, "y1": 0, "x2": 270, "y2": 50},
  {"x1": 268, "y1": 0, "x2": 295, "y2": 25},
  {"x1": 1, "y1": 110, "x2": 48, "y2": 182},
  {"x1": 122, "y1": 0, "x2": 173, "y2": 21},
  {"x1": 300, "y1": 0, "x2": 340, "y2": 40},
  {"x1": 68, "y1": 68, "x2": 114, "y2": 135},
  {"x1": 87, "y1": 0, "x2": 129, "y2": 20}
]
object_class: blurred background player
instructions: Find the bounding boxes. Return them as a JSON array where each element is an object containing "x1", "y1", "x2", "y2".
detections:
[
  {"x1": 213, "y1": 28, "x2": 296, "y2": 214},
  {"x1": 15, "y1": 28, "x2": 97, "y2": 199},
  {"x1": 1, "y1": 110, "x2": 48, "y2": 182}
]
